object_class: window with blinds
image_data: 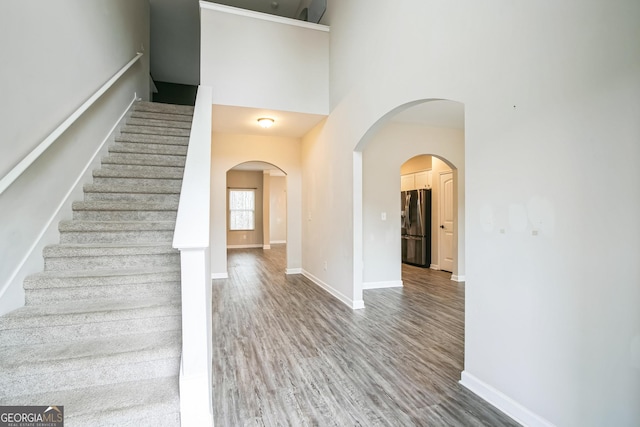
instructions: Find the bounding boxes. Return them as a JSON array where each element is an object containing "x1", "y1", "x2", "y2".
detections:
[{"x1": 229, "y1": 189, "x2": 255, "y2": 231}]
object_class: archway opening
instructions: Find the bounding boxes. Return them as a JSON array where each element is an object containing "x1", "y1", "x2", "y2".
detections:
[
  {"x1": 353, "y1": 98, "x2": 465, "y2": 303},
  {"x1": 226, "y1": 161, "x2": 288, "y2": 265}
]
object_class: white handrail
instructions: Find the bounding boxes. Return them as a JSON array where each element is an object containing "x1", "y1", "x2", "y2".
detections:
[
  {"x1": 173, "y1": 86, "x2": 213, "y2": 249},
  {"x1": 0, "y1": 52, "x2": 144, "y2": 195},
  {"x1": 172, "y1": 85, "x2": 214, "y2": 426}
]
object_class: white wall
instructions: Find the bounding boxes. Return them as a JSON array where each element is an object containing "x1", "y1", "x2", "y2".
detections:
[
  {"x1": 200, "y1": 2, "x2": 329, "y2": 115},
  {"x1": 270, "y1": 176, "x2": 287, "y2": 243},
  {"x1": 303, "y1": 0, "x2": 640, "y2": 425},
  {"x1": 211, "y1": 133, "x2": 302, "y2": 277},
  {"x1": 0, "y1": 0, "x2": 150, "y2": 314},
  {"x1": 362, "y1": 122, "x2": 463, "y2": 288},
  {"x1": 149, "y1": 0, "x2": 200, "y2": 85}
]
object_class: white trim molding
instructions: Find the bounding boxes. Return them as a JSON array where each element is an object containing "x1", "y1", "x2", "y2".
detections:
[
  {"x1": 451, "y1": 274, "x2": 465, "y2": 282},
  {"x1": 363, "y1": 280, "x2": 403, "y2": 290},
  {"x1": 430, "y1": 264, "x2": 440, "y2": 270},
  {"x1": 460, "y1": 371, "x2": 555, "y2": 427},
  {"x1": 270, "y1": 240, "x2": 287, "y2": 245},
  {"x1": 227, "y1": 244, "x2": 263, "y2": 249},
  {"x1": 285, "y1": 268, "x2": 302, "y2": 275},
  {"x1": 211, "y1": 272, "x2": 229, "y2": 280},
  {"x1": 263, "y1": 244, "x2": 271, "y2": 250},
  {"x1": 302, "y1": 269, "x2": 364, "y2": 310}
]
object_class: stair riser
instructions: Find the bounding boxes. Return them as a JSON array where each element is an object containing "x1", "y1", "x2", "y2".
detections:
[
  {"x1": 126, "y1": 117, "x2": 192, "y2": 129},
  {"x1": 45, "y1": 253, "x2": 180, "y2": 271},
  {"x1": 92, "y1": 177, "x2": 182, "y2": 187},
  {"x1": 0, "y1": 357, "x2": 180, "y2": 399},
  {"x1": 122, "y1": 125, "x2": 190, "y2": 137},
  {"x1": 84, "y1": 192, "x2": 180, "y2": 204},
  {"x1": 73, "y1": 210, "x2": 177, "y2": 221},
  {"x1": 109, "y1": 143, "x2": 188, "y2": 156},
  {"x1": 59, "y1": 230, "x2": 174, "y2": 244},
  {"x1": 0, "y1": 314, "x2": 181, "y2": 346},
  {"x1": 25, "y1": 283, "x2": 180, "y2": 305}
]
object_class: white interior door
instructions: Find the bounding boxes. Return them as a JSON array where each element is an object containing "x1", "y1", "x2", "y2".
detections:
[{"x1": 439, "y1": 171, "x2": 454, "y2": 272}]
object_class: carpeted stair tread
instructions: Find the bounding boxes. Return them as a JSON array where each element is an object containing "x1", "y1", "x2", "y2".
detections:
[
  {"x1": 0, "y1": 296, "x2": 179, "y2": 328},
  {"x1": 101, "y1": 153, "x2": 186, "y2": 167},
  {"x1": 73, "y1": 200, "x2": 179, "y2": 211},
  {"x1": 115, "y1": 132, "x2": 190, "y2": 146},
  {"x1": 25, "y1": 267, "x2": 180, "y2": 289},
  {"x1": 122, "y1": 124, "x2": 190, "y2": 137},
  {"x1": 1, "y1": 376, "x2": 180, "y2": 426},
  {"x1": 134, "y1": 101, "x2": 194, "y2": 115},
  {"x1": 0, "y1": 331, "x2": 181, "y2": 398},
  {"x1": 0, "y1": 299, "x2": 181, "y2": 346},
  {"x1": 3, "y1": 377, "x2": 180, "y2": 426},
  {"x1": 84, "y1": 182, "x2": 182, "y2": 194},
  {"x1": 93, "y1": 165, "x2": 184, "y2": 179},
  {"x1": 109, "y1": 142, "x2": 188, "y2": 156},
  {"x1": 23, "y1": 268, "x2": 181, "y2": 305},
  {"x1": 58, "y1": 221, "x2": 176, "y2": 244},
  {"x1": 44, "y1": 242, "x2": 178, "y2": 257},
  {"x1": 59, "y1": 220, "x2": 176, "y2": 232},
  {"x1": 131, "y1": 109, "x2": 193, "y2": 122},
  {"x1": 126, "y1": 117, "x2": 192, "y2": 129}
]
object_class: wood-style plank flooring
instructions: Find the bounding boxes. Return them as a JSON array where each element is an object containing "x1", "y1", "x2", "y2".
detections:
[{"x1": 212, "y1": 246, "x2": 519, "y2": 426}]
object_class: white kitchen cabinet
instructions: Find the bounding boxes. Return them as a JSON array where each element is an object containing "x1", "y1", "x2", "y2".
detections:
[
  {"x1": 415, "y1": 170, "x2": 432, "y2": 189},
  {"x1": 401, "y1": 174, "x2": 415, "y2": 191},
  {"x1": 402, "y1": 169, "x2": 432, "y2": 191}
]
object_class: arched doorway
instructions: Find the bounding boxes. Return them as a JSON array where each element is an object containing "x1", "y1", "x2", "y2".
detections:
[
  {"x1": 225, "y1": 160, "x2": 288, "y2": 258},
  {"x1": 352, "y1": 99, "x2": 465, "y2": 306}
]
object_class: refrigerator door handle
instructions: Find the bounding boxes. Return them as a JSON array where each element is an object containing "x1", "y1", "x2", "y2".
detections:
[{"x1": 417, "y1": 190, "x2": 424, "y2": 236}]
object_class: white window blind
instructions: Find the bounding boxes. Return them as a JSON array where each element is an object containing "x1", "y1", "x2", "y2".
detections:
[{"x1": 229, "y1": 189, "x2": 255, "y2": 230}]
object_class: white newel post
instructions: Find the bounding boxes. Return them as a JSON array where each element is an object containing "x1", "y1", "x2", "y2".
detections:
[
  {"x1": 178, "y1": 247, "x2": 213, "y2": 426},
  {"x1": 173, "y1": 86, "x2": 214, "y2": 426}
]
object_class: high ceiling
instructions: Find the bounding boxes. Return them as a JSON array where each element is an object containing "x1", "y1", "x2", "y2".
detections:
[{"x1": 215, "y1": 100, "x2": 464, "y2": 142}]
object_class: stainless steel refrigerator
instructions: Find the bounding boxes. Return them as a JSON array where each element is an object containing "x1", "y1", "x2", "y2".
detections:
[{"x1": 401, "y1": 188, "x2": 431, "y2": 267}]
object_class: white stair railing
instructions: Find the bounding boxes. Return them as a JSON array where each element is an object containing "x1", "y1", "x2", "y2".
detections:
[{"x1": 172, "y1": 86, "x2": 214, "y2": 426}]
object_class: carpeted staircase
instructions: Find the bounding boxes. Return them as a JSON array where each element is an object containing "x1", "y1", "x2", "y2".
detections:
[{"x1": 0, "y1": 101, "x2": 193, "y2": 426}]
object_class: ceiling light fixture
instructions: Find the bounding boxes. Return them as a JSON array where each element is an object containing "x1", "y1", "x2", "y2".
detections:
[{"x1": 257, "y1": 118, "x2": 274, "y2": 128}]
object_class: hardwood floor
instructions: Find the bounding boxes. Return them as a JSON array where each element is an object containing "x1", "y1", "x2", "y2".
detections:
[{"x1": 212, "y1": 246, "x2": 519, "y2": 426}]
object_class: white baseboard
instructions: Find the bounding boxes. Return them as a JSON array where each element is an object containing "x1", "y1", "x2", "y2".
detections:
[
  {"x1": 363, "y1": 280, "x2": 403, "y2": 290},
  {"x1": 460, "y1": 371, "x2": 555, "y2": 427},
  {"x1": 211, "y1": 272, "x2": 229, "y2": 280},
  {"x1": 285, "y1": 268, "x2": 302, "y2": 275},
  {"x1": 451, "y1": 274, "x2": 465, "y2": 282},
  {"x1": 302, "y1": 269, "x2": 365, "y2": 310},
  {"x1": 227, "y1": 244, "x2": 263, "y2": 249},
  {"x1": 430, "y1": 264, "x2": 440, "y2": 270},
  {"x1": 0, "y1": 96, "x2": 136, "y2": 315},
  {"x1": 263, "y1": 244, "x2": 271, "y2": 250},
  {"x1": 270, "y1": 240, "x2": 286, "y2": 244}
]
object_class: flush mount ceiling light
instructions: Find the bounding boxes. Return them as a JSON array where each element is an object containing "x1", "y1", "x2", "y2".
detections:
[{"x1": 257, "y1": 118, "x2": 274, "y2": 128}]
